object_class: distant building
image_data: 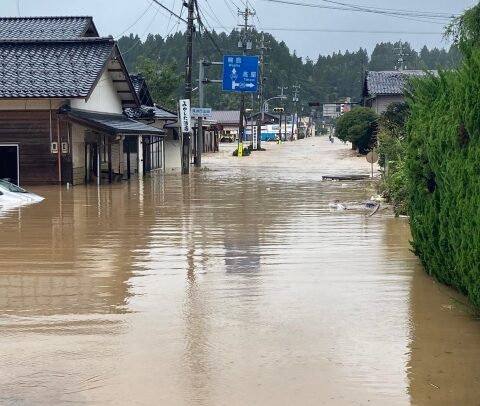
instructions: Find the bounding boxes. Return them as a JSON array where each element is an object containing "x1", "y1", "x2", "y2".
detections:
[
  {"x1": 362, "y1": 70, "x2": 434, "y2": 114},
  {"x1": 210, "y1": 111, "x2": 244, "y2": 142}
]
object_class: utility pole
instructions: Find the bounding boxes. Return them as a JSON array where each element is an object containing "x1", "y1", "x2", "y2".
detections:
[
  {"x1": 278, "y1": 85, "x2": 287, "y2": 141},
  {"x1": 291, "y1": 84, "x2": 300, "y2": 141},
  {"x1": 256, "y1": 33, "x2": 267, "y2": 151},
  {"x1": 196, "y1": 58, "x2": 205, "y2": 168},
  {"x1": 395, "y1": 42, "x2": 408, "y2": 71},
  {"x1": 182, "y1": 0, "x2": 195, "y2": 174},
  {"x1": 237, "y1": 5, "x2": 255, "y2": 154}
]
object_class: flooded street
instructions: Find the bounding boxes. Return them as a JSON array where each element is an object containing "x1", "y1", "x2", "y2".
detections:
[{"x1": 1, "y1": 137, "x2": 480, "y2": 405}]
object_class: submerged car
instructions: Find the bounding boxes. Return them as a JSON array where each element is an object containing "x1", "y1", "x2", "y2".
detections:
[{"x1": 0, "y1": 179, "x2": 44, "y2": 204}]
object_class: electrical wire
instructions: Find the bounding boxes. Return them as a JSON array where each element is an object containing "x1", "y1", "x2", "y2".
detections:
[
  {"x1": 317, "y1": 0, "x2": 454, "y2": 19},
  {"x1": 194, "y1": 0, "x2": 223, "y2": 55},
  {"x1": 151, "y1": 0, "x2": 188, "y2": 24},
  {"x1": 165, "y1": 4, "x2": 185, "y2": 36},
  {"x1": 114, "y1": 1, "x2": 154, "y2": 39},
  {"x1": 203, "y1": 0, "x2": 229, "y2": 31},
  {"x1": 163, "y1": 0, "x2": 176, "y2": 37},
  {"x1": 221, "y1": 0, "x2": 239, "y2": 21},
  {"x1": 118, "y1": 6, "x2": 163, "y2": 58},
  {"x1": 229, "y1": 0, "x2": 241, "y2": 12},
  {"x1": 210, "y1": 25, "x2": 443, "y2": 35},
  {"x1": 261, "y1": 0, "x2": 455, "y2": 25}
]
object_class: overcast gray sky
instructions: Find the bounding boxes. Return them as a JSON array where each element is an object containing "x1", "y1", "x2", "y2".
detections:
[{"x1": 3, "y1": 0, "x2": 478, "y2": 60}]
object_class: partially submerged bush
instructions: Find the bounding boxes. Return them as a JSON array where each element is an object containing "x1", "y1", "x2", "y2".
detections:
[
  {"x1": 406, "y1": 50, "x2": 480, "y2": 306},
  {"x1": 232, "y1": 146, "x2": 251, "y2": 157}
]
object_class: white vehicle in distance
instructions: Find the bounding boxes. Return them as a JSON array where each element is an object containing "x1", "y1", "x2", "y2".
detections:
[{"x1": 0, "y1": 179, "x2": 44, "y2": 204}]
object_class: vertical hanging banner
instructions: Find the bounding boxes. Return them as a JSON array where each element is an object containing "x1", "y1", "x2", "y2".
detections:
[
  {"x1": 179, "y1": 99, "x2": 191, "y2": 133},
  {"x1": 252, "y1": 126, "x2": 258, "y2": 150}
]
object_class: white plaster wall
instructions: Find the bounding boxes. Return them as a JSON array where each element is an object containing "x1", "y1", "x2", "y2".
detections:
[
  {"x1": 72, "y1": 124, "x2": 87, "y2": 168},
  {"x1": 0, "y1": 100, "x2": 65, "y2": 110},
  {"x1": 164, "y1": 140, "x2": 181, "y2": 169},
  {"x1": 374, "y1": 96, "x2": 405, "y2": 114},
  {"x1": 70, "y1": 70, "x2": 123, "y2": 114}
]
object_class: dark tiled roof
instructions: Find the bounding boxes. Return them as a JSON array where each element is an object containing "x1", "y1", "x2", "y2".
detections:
[
  {"x1": 0, "y1": 17, "x2": 98, "y2": 40},
  {"x1": 365, "y1": 70, "x2": 432, "y2": 96},
  {"x1": 152, "y1": 104, "x2": 177, "y2": 120},
  {"x1": 211, "y1": 110, "x2": 242, "y2": 124},
  {"x1": 60, "y1": 108, "x2": 165, "y2": 136},
  {"x1": 130, "y1": 74, "x2": 142, "y2": 94},
  {"x1": 130, "y1": 74, "x2": 153, "y2": 106},
  {"x1": 125, "y1": 105, "x2": 177, "y2": 120},
  {"x1": 0, "y1": 38, "x2": 114, "y2": 98}
]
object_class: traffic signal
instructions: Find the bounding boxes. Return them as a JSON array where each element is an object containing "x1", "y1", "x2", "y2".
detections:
[
  {"x1": 273, "y1": 107, "x2": 284, "y2": 112},
  {"x1": 308, "y1": 102, "x2": 320, "y2": 107},
  {"x1": 340, "y1": 104, "x2": 345, "y2": 113}
]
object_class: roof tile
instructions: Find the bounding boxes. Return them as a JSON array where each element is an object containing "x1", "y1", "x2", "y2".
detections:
[
  {"x1": 365, "y1": 70, "x2": 433, "y2": 96},
  {"x1": 0, "y1": 17, "x2": 98, "y2": 40},
  {"x1": 0, "y1": 38, "x2": 114, "y2": 98}
]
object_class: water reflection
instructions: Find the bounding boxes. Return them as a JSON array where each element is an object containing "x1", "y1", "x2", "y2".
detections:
[
  {"x1": 0, "y1": 183, "x2": 157, "y2": 316},
  {"x1": 408, "y1": 258, "x2": 480, "y2": 405},
  {"x1": 0, "y1": 159, "x2": 479, "y2": 404}
]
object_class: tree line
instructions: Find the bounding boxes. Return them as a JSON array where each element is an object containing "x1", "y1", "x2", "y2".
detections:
[{"x1": 118, "y1": 30, "x2": 461, "y2": 110}]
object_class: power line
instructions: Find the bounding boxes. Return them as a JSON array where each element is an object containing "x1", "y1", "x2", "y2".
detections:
[
  {"x1": 203, "y1": 0, "x2": 230, "y2": 31},
  {"x1": 118, "y1": 6, "x2": 162, "y2": 58},
  {"x1": 317, "y1": 0, "x2": 455, "y2": 19},
  {"x1": 114, "y1": 1, "x2": 154, "y2": 39},
  {"x1": 151, "y1": 0, "x2": 188, "y2": 24},
  {"x1": 163, "y1": 0, "x2": 176, "y2": 37},
  {"x1": 195, "y1": 0, "x2": 223, "y2": 55},
  {"x1": 229, "y1": 0, "x2": 241, "y2": 12},
  {"x1": 261, "y1": 0, "x2": 455, "y2": 25},
  {"x1": 221, "y1": 0, "x2": 239, "y2": 21},
  {"x1": 165, "y1": 4, "x2": 185, "y2": 36},
  {"x1": 210, "y1": 26, "x2": 443, "y2": 35}
]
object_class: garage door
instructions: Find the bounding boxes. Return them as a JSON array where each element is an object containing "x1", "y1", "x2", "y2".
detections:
[{"x1": 0, "y1": 145, "x2": 19, "y2": 185}]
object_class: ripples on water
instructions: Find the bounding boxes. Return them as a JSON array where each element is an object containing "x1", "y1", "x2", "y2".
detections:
[{"x1": 0, "y1": 161, "x2": 479, "y2": 405}]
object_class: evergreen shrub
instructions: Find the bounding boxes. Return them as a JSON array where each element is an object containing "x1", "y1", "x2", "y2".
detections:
[{"x1": 406, "y1": 50, "x2": 480, "y2": 306}]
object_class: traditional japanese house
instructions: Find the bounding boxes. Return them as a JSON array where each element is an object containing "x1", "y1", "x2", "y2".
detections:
[{"x1": 0, "y1": 16, "x2": 165, "y2": 186}]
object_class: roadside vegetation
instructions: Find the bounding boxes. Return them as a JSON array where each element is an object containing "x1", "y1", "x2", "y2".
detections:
[
  {"x1": 405, "y1": 3, "x2": 480, "y2": 307},
  {"x1": 376, "y1": 102, "x2": 409, "y2": 216},
  {"x1": 335, "y1": 107, "x2": 378, "y2": 154}
]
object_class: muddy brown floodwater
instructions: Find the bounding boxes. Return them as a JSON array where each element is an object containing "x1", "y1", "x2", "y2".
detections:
[{"x1": 1, "y1": 137, "x2": 480, "y2": 405}]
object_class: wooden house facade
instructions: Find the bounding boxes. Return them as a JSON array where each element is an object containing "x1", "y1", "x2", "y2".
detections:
[{"x1": 0, "y1": 17, "x2": 164, "y2": 186}]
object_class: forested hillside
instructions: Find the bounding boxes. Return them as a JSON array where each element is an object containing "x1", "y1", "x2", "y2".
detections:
[{"x1": 118, "y1": 30, "x2": 461, "y2": 110}]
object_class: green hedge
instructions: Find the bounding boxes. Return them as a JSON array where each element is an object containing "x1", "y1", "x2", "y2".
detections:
[{"x1": 406, "y1": 51, "x2": 480, "y2": 306}]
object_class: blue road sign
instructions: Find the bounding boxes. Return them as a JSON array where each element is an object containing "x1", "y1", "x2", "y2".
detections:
[{"x1": 222, "y1": 55, "x2": 259, "y2": 92}]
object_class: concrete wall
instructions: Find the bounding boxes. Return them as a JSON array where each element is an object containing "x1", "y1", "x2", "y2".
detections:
[
  {"x1": 71, "y1": 70, "x2": 123, "y2": 114},
  {"x1": 371, "y1": 95, "x2": 405, "y2": 114}
]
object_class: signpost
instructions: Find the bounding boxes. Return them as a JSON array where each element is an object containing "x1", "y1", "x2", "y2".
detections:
[
  {"x1": 179, "y1": 99, "x2": 191, "y2": 172},
  {"x1": 366, "y1": 151, "x2": 378, "y2": 179},
  {"x1": 222, "y1": 55, "x2": 258, "y2": 158},
  {"x1": 179, "y1": 99, "x2": 191, "y2": 133},
  {"x1": 191, "y1": 107, "x2": 212, "y2": 118},
  {"x1": 222, "y1": 55, "x2": 259, "y2": 92}
]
